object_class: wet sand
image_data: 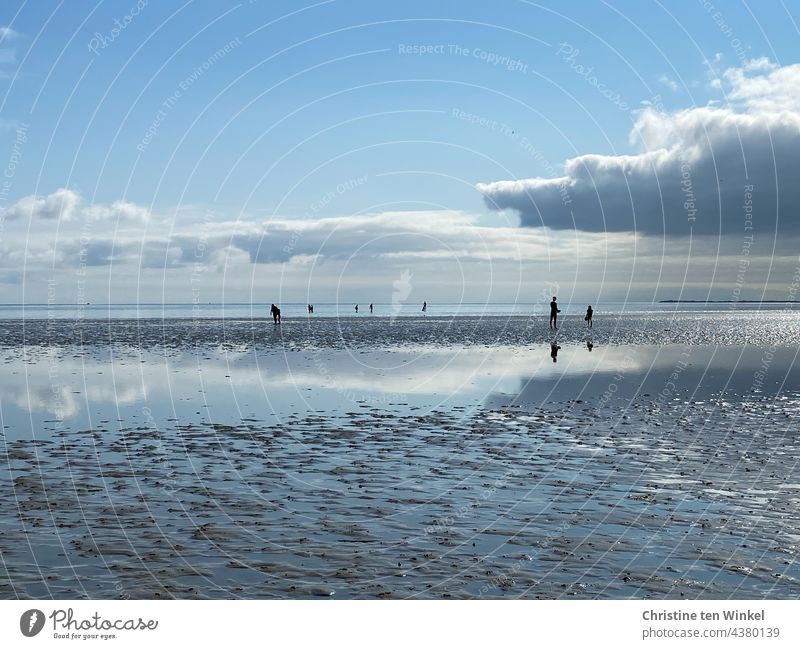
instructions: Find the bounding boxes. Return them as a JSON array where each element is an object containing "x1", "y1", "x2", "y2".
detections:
[
  {"x1": 1, "y1": 315, "x2": 799, "y2": 598},
  {"x1": 4, "y1": 310, "x2": 800, "y2": 349}
]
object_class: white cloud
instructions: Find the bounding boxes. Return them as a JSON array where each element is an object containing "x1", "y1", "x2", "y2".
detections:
[
  {"x1": 0, "y1": 26, "x2": 20, "y2": 78},
  {"x1": 477, "y1": 59, "x2": 800, "y2": 236},
  {"x1": 1, "y1": 189, "x2": 149, "y2": 222},
  {"x1": 1, "y1": 188, "x2": 82, "y2": 221},
  {"x1": 0, "y1": 26, "x2": 20, "y2": 40},
  {"x1": 723, "y1": 58, "x2": 800, "y2": 113},
  {"x1": 84, "y1": 200, "x2": 150, "y2": 222},
  {"x1": 657, "y1": 74, "x2": 679, "y2": 92},
  {"x1": 208, "y1": 245, "x2": 251, "y2": 271}
]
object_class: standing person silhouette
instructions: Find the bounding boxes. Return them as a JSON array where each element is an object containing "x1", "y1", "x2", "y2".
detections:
[
  {"x1": 585, "y1": 305, "x2": 593, "y2": 329},
  {"x1": 369, "y1": 303, "x2": 373, "y2": 314},
  {"x1": 355, "y1": 304, "x2": 358, "y2": 313},
  {"x1": 549, "y1": 297, "x2": 561, "y2": 329},
  {"x1": 270, "y1": 303, "x2": 281, "y2": 324},
  {"x1": 422, "y1": 301, "x2": 427, "y2": 314}
]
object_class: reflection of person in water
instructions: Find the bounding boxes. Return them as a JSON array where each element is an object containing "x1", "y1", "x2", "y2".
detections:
[
  {"x1": 270, "y1": 303, "x2": 281, "y2": 324},
  {"x1": 586, "y1": 338, "x2": 593, "y2": 352},
  {"x1": 585, "y1": 305, "x2": 593, "y2": 328},
  {"x1": 550, "y1": 341, "x2": 561, "y2": 363},
  {"x1": 549, "y1": 297, "x2": 561, "y2": 329}
]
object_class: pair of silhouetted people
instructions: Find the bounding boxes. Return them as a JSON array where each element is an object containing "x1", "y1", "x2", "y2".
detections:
[
  {"x1": 551, "y1": 339, "x2": 595, "y2": 361},
  {"x1": 307, "y1": 304, "x2": 314, "y2": 314},
  {"x1": 549, "y1": 298, "x2": 595, "y2": 330},
  {"x1": 270, "y1": 303, "x2": 281, "y2": 324}
]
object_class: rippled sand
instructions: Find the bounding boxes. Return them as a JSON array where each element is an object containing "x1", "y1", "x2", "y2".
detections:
[{"x1": 1, "y1": 315, "x2": 799, "y2": 599}]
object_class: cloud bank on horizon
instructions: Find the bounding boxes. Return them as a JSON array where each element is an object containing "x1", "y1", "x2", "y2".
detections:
[{"x1": 477, "y1": 58, "x2": 800, "y2": 236}]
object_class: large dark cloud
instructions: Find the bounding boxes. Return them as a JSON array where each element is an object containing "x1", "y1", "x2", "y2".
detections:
[{"x1": 477, "y1": 60, "x2": 800, "y2": 236}]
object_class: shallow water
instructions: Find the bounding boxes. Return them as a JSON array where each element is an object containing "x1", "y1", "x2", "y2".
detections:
[
  {"x1": 1, "y1": 316, "x2": 799, "y2": 599},
  {"x1": 6, "y1": 301, "x2": 799, "y2": 320},
  {"x1": 4, "y1": 310, "x2": 800, "y2": 350}
]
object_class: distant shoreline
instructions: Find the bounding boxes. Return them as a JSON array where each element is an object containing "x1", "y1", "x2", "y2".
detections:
[{"x1": 659, "y1": 300, "x2": 797, "y2": 303}]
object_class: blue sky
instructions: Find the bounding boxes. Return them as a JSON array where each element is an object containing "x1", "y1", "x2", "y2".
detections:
[{"x1": 1, "y1": 1, "x2": 799, "y2": 303}]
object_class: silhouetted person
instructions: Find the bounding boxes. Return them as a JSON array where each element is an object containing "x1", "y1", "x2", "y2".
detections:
[
  {"x1": 270, "y1": 303, "x2": 281, "y2": 324},
  {"x1": 370, "y1": 303, "x2": 373, "y2": 314},
  {"x1": 307, "y1": 304, "x2": 312, "y2": 314},
  {"x1": 310, "y1": 304, "x2": 314, "y2": 313},
  {"x1": 549, "y1": 297, "x2": 560, "y2": 329},
  {"x1": 355, "y1": 304, "x2": 358, "y2": 313},
  {"x1": 422, "y1": 301, "x2": 427, "y2": 314},
  {"x1": 550, "y1": 341, "x2": 561, "y2": 363},
  {"x1": 585, "y1": 305, "x2": 593, "y2": 328}
]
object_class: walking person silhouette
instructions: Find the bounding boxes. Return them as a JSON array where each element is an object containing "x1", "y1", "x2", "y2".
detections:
[
  {"x1": 549, "y1": 297, "x2": 561, "y2": 329},
  {"x1": 585, "y1": 305, "x2": 593, "y2": 329},
  {"x1": 270, "y1": 303, "x2": 281, "y2": 324},
  {"x1": 370, "y1": 303, "x2": 373, "y2": 314}
]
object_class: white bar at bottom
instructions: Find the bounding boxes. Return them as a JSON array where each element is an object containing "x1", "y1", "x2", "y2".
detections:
[{"x1": 0, "y1": 600, "x2": 797, "y2": 648}]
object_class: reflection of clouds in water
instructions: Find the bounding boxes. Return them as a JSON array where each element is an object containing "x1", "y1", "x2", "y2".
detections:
[
  {"x1": 6, "y1": 344, "x2": 799, "y2": 418},
  {"x1": 287, "y1": 345, "x2": 643, "y2": 396},
  {"x1": 0, "y1": 352, "x2": 258, "y2": 417},
  {"x1": 494, "y1": 344, "x2": 800, "y2": 410},
  {"x1": 2, "y1": 345, "x2": 653, "y2": 417},
  {"x1": 0, "y1": 359, "x2": 147, "y2": 417}
]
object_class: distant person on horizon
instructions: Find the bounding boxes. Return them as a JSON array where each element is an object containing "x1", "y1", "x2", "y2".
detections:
[
  {"x1": 370, "y1": 303, "x2": 373, "y2": 314},
  {"x1": 355, "y1": 304, "x2": 358, "y2": 313},
  {"x1": 307, "y1": 304, "x2": 312, "y2": 314},
  {"x1": 585, "y1": 305, "x2": 593, "y2": 328},
  {"x1": 550, "y1": 341, "x2": 561, "y2": 363},
  {"x1": 270, "y1": 303, "x2": 281, "y2": 324},
  {"x1": 422, "y1": 301, "x2": 427, "y2": 314},
  {"x1": 549, "y1": 297, "x2": 560, "y2": 329}
]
